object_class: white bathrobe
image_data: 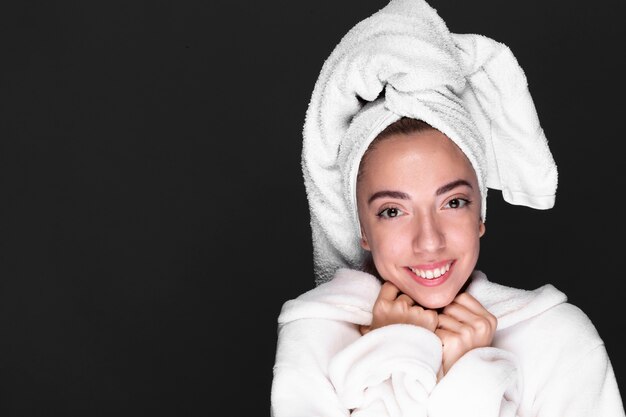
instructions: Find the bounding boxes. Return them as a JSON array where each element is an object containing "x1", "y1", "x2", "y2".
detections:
[{"x1": 271, "y1": 269, "x2": 625, "y2": 416}]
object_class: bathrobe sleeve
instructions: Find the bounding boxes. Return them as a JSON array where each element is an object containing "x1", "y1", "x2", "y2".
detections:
[
  {"x1": 272, "y1": 269, "x2": 444, "y2": 417},
  {"x1": 271, "y1": 317, "x2": 360, "y2": 417},
  {"x1": 272, "y1": 320, "x2": 522, "y2": 417},
  {"x1": 427, "y1": 347, "x2": 523, "y2": 417},
  {"x1": 328, "y1": 324, "x2": 442, "y2": 417},
  {"x1": 271, "y1": 317, "x2": 443, "y2": 417}
]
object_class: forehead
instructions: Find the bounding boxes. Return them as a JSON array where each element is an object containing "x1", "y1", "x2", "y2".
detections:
[{"x1": 361, "y1": 129, "x2": 476, "y2": 178}]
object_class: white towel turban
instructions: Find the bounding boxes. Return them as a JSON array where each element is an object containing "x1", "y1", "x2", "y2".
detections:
[{"x1": 301, "y1": 0, "x2": 558, "y2": 285}]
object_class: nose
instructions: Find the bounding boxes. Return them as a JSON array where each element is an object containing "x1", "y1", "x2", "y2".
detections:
[{"x1": 412, "y1": 211, "x2": 445, "y2": 254}]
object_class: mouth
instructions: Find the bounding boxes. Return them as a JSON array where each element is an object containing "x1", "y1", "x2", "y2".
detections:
[{"x1": 406, "y1": 261, "x2": 454, "y2": 286}]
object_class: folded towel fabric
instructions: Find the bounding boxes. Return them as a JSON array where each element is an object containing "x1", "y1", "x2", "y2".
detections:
[{"x1": 301, "y1": 0, "x2": 559, "y2": 284}]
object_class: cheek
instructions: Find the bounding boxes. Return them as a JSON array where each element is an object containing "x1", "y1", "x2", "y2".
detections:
[
  {"x1": 370, "y1": 227, "x2": 411, "y2": 261},
  {"x1": 445, "y1": 222, "x2": 481, "y2": 254}
]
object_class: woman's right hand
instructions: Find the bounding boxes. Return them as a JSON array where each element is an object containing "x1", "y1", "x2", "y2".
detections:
[{"x1": 359, "y1": 281, "x2": 438, "y2": 335}]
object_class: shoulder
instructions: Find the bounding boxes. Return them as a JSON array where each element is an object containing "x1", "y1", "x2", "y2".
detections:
[
  {"x1": 470, "y1": 272, "x2": 605, "y2": 354},
  {"x1": 531, "y1": 301, "x2": 603, "y2": 345},
  {"x1": 495, "y1": 298, "x2": 605, "y2": 369},
  {"x1": 277, "y1": 268, "x2": 381, "y2": 325}
]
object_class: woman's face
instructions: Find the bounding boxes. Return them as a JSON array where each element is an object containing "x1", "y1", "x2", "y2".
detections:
[{"x1": 356, "y1": 129, "x2": 485, "y2": 309}]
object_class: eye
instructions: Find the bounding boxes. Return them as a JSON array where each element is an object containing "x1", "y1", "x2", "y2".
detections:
[
  {"x1": 377, "y1": 207, "x2": 405, "y2": 219},
  {"x1": 444, "y1": 198, "x2": 470, "y2": 209}
]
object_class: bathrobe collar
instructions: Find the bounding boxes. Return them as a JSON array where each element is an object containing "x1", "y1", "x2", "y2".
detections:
[{"x1": 278, "y1": 268, "x2": 567, "y2": 331}]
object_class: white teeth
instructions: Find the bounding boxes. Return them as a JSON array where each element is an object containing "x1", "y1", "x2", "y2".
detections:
[{"x1": 410, "y1": 263, "x2": 451, "y2": 280}]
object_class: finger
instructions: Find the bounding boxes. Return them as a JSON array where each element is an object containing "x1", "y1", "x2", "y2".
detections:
[
  {"x1": 434, "y1": 327, "x2": 455, "y2": 345},
  {"x1": 445, "y1": 296, "x2": 497, "y2": 329},
  {"x1": 442, "y1": 303, "x2": 497, "y2": 338},
  {"x1": 436, "y1": 313, "x2": 463, "y2": 332},
  {"x1": 451, "y1": 292, "x2": 489, "y2": 316},
  {"x1": 441, "y1": 301, "x2": 474, "y2": 322},
  {"x1": 396, "y1": 293, "x2": 415, "y2": 306},
  {"x1": 409, "y1": 306, "x2": 438, "y2": 331},
  {"x1": 378, "y1": 281, "x2": 401, "y2": 301}
]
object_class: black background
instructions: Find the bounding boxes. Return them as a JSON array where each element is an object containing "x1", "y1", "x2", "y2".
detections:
[{"x1": 2, "y1": 0, "x2": 625, "y2": 415}]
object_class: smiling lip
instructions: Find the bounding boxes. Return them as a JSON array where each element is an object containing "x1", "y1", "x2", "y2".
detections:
[{"x1": 406, "y1": 261, "x2": 454, "y2": 287}]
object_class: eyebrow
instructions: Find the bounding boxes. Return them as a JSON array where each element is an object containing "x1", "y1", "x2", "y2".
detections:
[
  {"x1": 367, "y1": 190, "x2": 410, "y2": 204},
  {"x1": 367, "y1": 179, "x2": 473, "y2": 205},
  {"x1": 436, "y1": 179, "x2": 473, "y2": 196}
]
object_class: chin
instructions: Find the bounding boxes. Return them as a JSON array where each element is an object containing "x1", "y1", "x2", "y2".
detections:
[
  {"x1": 419, "y1": 300, "x2": 449, "y2": 310},
  {"x1": 415, "y1": 293, "x2": 456, "y2": 310}
]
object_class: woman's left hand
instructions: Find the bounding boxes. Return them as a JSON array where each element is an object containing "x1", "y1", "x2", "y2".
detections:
[{"x1": 434, "y1": 292, "x2": 497, "y2": 377}]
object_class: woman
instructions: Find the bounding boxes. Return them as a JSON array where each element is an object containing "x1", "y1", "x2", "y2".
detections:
[{"x1": 271, "y1": 0, "x2": 625, "y2": 415}]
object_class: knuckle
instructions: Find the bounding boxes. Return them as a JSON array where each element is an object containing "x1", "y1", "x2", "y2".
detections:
[
  {"x1": 459, "y1": 326, "x2": 473, "y2": 340},
  {"x1": 474, "y1": 317, "x2": 490, "y2": 333},
  {"x1": 372, "y1": 302, "x2": 389, "y2": 316},
  {"x1": 412, "y1": 305, "x2": 425, "y2": 314},
  {"x1": 425, "y1": 310, "x2": 438, "y2": 323}
]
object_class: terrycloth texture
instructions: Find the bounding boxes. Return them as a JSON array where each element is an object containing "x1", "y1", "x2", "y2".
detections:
[
  {"x1": 301, "y1": 0, "x2": 559, "y2": 284},
  {"x1": 271, "y1": 269, "x2": 626, "y2": 417}
]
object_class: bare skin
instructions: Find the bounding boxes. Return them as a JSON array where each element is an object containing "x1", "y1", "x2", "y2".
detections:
[
  {"x1": 356, "y1": 127, "x2": 497, "y2": 378},
  {"x1": 359, "y1": 281, "x2": 439, "y2": 335},
  {"x1": 359, "y1": 282, "x2": 496, "y2": 378}
]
